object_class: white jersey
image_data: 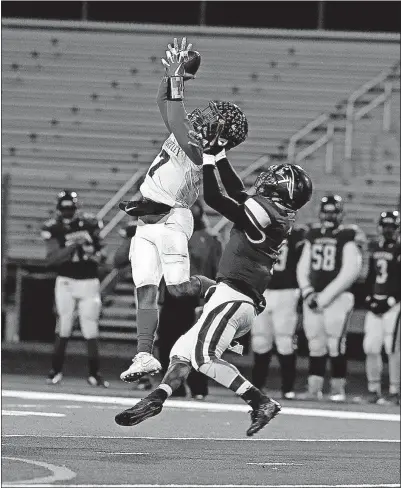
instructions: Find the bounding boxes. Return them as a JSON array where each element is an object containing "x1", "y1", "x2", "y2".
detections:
[{"x1": 140, "y1": 133, "x2": 203, "y2": 208}]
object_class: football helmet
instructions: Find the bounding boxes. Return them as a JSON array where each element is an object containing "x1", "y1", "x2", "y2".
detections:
[
  {"x1": 378, "y1": 210, "x2": 400, "y2": 241},
  {"x1": 56, "y1": 190, "x2": 78, "y2": 222},
  {"x1": 189, "y1": 100, "x2": 248, "y2": 151},
  {"x1": 319, "y1": 194, "x2": 343, "y2": 228},
  {"x1": 253, "y1": 164, "x2": 313, "y2": 211}
]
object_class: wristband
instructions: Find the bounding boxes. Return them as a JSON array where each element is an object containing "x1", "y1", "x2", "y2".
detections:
[
  {"x1": 302, "y1": 286, "x2": 315, "y2": 299},
  {"x1": 168, "y1": 76, "x2": 184, "y2": 100},
  {"x1": 215, "y1": 149, "x2": 226, "y2": 162},
  {"x1": 203, "y1": 154, "x2": 216, "y2": 166}
]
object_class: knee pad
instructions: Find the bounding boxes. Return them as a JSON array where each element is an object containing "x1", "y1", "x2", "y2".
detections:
[
  {"x1": 327, "y1": 336, "x2": 346, "y2": 357},
  {"x1": 308, "y1": 337, "x2": 326, "y2": 357},
  {"x1": 275, "y1": 335, "x2": 294, "y2": 356},
  {"x1": 251, "y1": 333, "x2": 273, "y2": 355},
  {"x1": 363, "y1": 335, "x2": 382, "y2": 355}
]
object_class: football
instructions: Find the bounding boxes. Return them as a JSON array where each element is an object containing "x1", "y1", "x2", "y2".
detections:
[{"x1": 184, "y1": 50, "x2": 201, "y2": 80}]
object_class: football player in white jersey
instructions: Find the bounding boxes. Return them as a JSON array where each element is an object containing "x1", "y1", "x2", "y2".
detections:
[{"x1": 119, "y1": 38, "x2": 248, "y2": 382}]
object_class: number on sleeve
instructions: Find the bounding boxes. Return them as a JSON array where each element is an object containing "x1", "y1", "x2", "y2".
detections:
[{"x1": 274, "y1": 242, "x2": 289, "y2": 272}]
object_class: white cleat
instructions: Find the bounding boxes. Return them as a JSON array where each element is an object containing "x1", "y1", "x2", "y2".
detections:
[
  {"x1": 329, "y1": 392, "x2": 346, "y2": 403},
  {"x1": 120, "y1": 352, "x2": 161, "y2": 383}
]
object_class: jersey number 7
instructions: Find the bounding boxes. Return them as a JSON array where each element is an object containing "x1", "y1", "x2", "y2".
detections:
[{"x1": 148, "y1": 150, "x2": 170, "y2": 178}]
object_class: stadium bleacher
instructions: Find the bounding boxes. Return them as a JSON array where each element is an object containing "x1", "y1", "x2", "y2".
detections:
[{"x1": 2, "y1": 22, "x2": 400, "y2": 264}]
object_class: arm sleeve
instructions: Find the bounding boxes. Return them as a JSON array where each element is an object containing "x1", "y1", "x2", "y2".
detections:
[
  {"x1": 203, "y1": 165, "x2": 263, "y2": 240},
  {"x1": 113, "y1": 239, "x2": 131, "y2": 269},
  {"x1": 167, "y1": 100, "x2": 203, "y2": 165},
  {"x1": 364, "y1": 255, "x2": 376, "y2": 296},
  {"x1": 317, "y1": 241, "x2": 362, "y2": 308},
  {"x1": 215, "y1": 157, "x2": 247, "y2": 203},
  {"x1": 296, "y1": 240, "x2": 313, "y2": 295},
  {"x1": 157, "y1": 78, "x2": 171, "y2": 132}
]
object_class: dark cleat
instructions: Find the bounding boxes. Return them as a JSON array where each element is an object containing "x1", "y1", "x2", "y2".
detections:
[
  {"x1": 246, "y1": 397, "x2": 281, "y2": 437},
  {"x1": 115, "y1": 396, "x2": 163, "y2": 427}
]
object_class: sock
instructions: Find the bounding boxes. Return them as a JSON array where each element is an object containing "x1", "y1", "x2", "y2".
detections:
[
  {"x1": 51, "y1": 336, "x2": 69, "y2": 373},
  {"x1": 278, "y1": 353, "x2": 296, "y2": 393},
  {"x1": 160, "y1": 356, "x2": 191, "y2": 393},
  {"x1": 251, "y1": 351, "x2": 272, "y2": 389},
  {"x1": 136, "y1": 308, "x2": 159, "y2": 354},
  {"x1": 309, "y1": 355, "x2": 327, "y2": 377},
  {"x1": 87, "y1": 338, "x2": 99, "y2": 377},
  {"x1": 148, "y1": 385, "x2": 170, "y2": 403},
  {"x1": 330, "y1": 354, "x2": 347, "y2": 379},
  {"x1": 366, "y1": 353, "x2": 382, "y2": 393},
  {"x1": 388, "y1": 351, "x2": 400, "y2": 395},
  {"x1": 241, "y1": 385, "x2": 265, "y2": 410}
]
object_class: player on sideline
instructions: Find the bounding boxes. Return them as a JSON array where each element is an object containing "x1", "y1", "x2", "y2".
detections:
[
  {"x1": 363, "y1": 211, "x2": 400, "y2": 405},
  {"x1": 115, "y1": 134, "x2": 313, "y2": 436},
  {"x1": 296, "y1": 195, "x2": 366, "y2": 401},
  {"x1": 119, "y1": 38, "x2": 249, "y2": 383}
]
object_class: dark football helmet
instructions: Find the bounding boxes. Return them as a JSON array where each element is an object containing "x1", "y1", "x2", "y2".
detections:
[
  {"x1": 189, "y1": 100, "x2": 248, "y2": 151},
  {"x1": 378, "y1": 210, "x2": 400, "y2": 241},
  {"x1": 319, "y1": 194, "x2": 343, "y2": 228},
  {"x1": 253, "y1": 163, "x2": 313, "y2": 211},
  {"x1": 56, "y1": 190, "x2": 78, "y2": 222}
]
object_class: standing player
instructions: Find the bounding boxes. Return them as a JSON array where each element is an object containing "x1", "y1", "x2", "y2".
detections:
[
  {"x1": 363, "y1": 210, "x2": 400, "y2": 405},
  {"x1": 251, "y1": 224, "x2": 307, "y2": 399},
  {"x1": 119, "y1": 38, "x2": 248, "y2": 382},
  {"x1": 115, "y1": 144, "x2": 313, "y2": 436},
  {"x1": 296, "y1": 195, "x2": 366, "y2": 401},
  {"x1": 41, "y1": 190, "x2": 109, "y2": 387}
]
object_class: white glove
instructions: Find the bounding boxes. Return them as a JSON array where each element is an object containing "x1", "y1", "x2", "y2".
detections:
[{"x1": 161, "y1": 37, "x2": 192, "y2": 77}]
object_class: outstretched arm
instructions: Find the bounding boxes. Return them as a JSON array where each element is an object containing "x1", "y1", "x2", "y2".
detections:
[
  {"x1": 157, "y1": 78, "x2": 171, "y2": 133},
  {"x1": 215, "y1": 152, "x2": 247, "y2": 203}
]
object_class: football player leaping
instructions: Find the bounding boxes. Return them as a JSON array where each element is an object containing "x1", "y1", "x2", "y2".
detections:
[
  {"x1": 115, "y1": 134, "x2": 313, "y2": 436},
  {"x1": 296, "y1": 195, "x2": 367, "y2": 402},
  {"x1": 363, "y1": 211, "x2": 400, "y2": 405},
  {"x1": 119, "y1": 38, "x2": 248, "y2": 383}
]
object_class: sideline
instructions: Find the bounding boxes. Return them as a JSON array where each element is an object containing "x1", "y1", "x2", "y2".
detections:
[{"x1": 2, "y1": 456, "x2": 76, "y2": 485}]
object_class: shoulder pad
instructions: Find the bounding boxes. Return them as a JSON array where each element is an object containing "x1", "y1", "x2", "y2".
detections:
[
  {"x1": 244, "y1": 196, "x2": 273, "y2": 229},
  {"x1": 41, "y1": 218, "x2": 57, "y2": 240}
]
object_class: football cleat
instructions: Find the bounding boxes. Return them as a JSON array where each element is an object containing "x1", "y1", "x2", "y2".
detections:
[
  {"x1": 328, "y1": 392, "x2": 346, "y2": 403},
  {"x1": 115, "y1": 395, "x2": 163, "y2": 427},
  {"x1": 120, "y1": 353, "x2": 162, "y2": 383},
  {"x1": 386, "y1": 393, "x2": 400, "y2": 406},
  {"x1": 282, "y1": 391, "x2": 295, "y2": 400},
  {"x1": 246, "y1": 397, "x2": 281, "y2": 437},
  {"x1": 295, "y1": 390, "x2": 323, "y2": 401},
  {"x1": 46, "y1": 370, "x2": 63, "y2": 385},
  {"x1": 87, "y1": 374, "x2": 109, "y2": 388}
]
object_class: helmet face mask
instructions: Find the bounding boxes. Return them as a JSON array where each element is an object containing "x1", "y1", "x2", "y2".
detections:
[
  {"x1": 189, "y1": 100, "x2": 248, "y2": 151},
  {"x1": 319, "y1": 195, "x2": 343, "y2": 228},
  {"x1": 378, "y1": 211, "x2": 400, "y2": 241},
  {"x1": 254, "y1": 164, "x2": 312, "y2": 211},
  {"x1": 57, "y1": 190, "x2": 78, "y2": 222}
]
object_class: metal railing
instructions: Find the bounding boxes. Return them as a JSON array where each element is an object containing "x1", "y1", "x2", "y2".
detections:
[
  {"x1": 287, "y1": 113, "x2": 335, "y2": 173},
  {"x1": 96, "y1": 168, "x2": 146, "y2": 239},
  {"x1": 212, "y1": 155, "x2": 270, "y2": 233},
  {"x1": 344, "y1": 63, "x2": 399, "y2": 160}
]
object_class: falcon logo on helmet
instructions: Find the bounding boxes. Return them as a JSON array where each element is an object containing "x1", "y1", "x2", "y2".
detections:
[
  {"x1": 253, "y1": 163, "x2": 312, "y2": 211},
  {"x1": 378, "y1": 210, "x2": 400, "y2": 241},
  {"x1": 319, "y1": 194, "x2": 343, "y2": 228},
  {"x1": 189, "y1": 100, "x2": 248, "y2": 151}
]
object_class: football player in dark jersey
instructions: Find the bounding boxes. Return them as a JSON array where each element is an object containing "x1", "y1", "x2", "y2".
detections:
[
  {"x1": 115, "y1": 141, "x2": 313, "y2": 436},
  {"x1": 41, "y1": 190, "x2": 109, "y2": 387},
  {"x1": 363, "y1": 210, "x2": 400, "y2": 405},
  {"x1": 296, "y1": 195, "x2": 367, "y2": 402},
  {"x1": 251, "y1": 224, "x2": 307, "y2": 400}
]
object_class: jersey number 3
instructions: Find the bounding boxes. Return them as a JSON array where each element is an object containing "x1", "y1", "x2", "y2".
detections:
[
  {"x1": 311, "y1": 243, "x2": 336, "y2": 271},
  {"x1": 148, "y1": 149, "x2": 170, "y2": 178}
]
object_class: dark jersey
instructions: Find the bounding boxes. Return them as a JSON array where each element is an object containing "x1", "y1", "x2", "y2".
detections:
[
  {"x1": 216, "y1": 194, "x2": 294, "y2": 305},
  {"x1": 369, "y1": 238, "x2": 401, "y2": 300},
  {"x1": 41, "y1": 212, "x2": 104, "y2": 279},
  {"x1": 305, "y1": 223, "x2": 366, "y2": 292},
  {"x1": 267, "y1": 225, "x2": 307, "y2": 290}
]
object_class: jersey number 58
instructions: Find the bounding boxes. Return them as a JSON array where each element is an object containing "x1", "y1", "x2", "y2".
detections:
[{"x1": 311, "y1": 243, "x2": 336, "y2": 272}]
